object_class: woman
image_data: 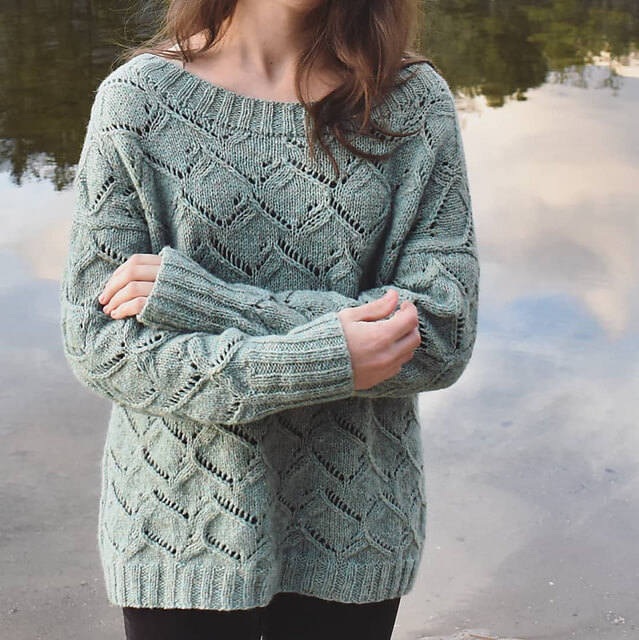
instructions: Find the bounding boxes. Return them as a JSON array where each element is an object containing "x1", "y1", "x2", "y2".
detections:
[{"x1": 59, "y1": 0, "x2": 480, "y2": 638}]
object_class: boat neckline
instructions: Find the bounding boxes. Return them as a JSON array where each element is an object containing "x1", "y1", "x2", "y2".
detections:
[{"x1": 132, "y1": 52, "x2": 419, "y2": 136}]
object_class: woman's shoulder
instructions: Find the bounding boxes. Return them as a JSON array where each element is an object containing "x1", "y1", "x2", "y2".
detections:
[
  {"x1": 96, "y1": 52, "x2": 154, "y2": 90},
  {"x1": 391, "y1": 59, "x2": 457, "y2": 126},
  {"x1": 99, "y1": 52, "x2": 173, "y2": 97},
  {"x1": 88, "y1": 53, "x2": 169, "y2": 130}
]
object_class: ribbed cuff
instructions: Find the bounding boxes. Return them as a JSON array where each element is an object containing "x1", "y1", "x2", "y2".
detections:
[
  {"x1": 136, "y1": 245, "x2": 303, "y2": 334},
  {"x1": 136, "y1": 245, "x2": 207, "y2": 329},
  {"x1": 227, "y1": 310, "x2": 356, "y2": 421}
]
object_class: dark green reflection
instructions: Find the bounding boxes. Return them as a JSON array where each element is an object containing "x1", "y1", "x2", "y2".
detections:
[
  {"x1": 1, "y1": 0, "x2": 637, "y2": 188},
  {"x1": 422, "y1": 0, "x2": 639, "y2": 107}
]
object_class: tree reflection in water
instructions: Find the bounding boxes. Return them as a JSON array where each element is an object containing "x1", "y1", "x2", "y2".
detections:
[{"x1": 0, "y1": 0, "x2": 637, "y2": 187}]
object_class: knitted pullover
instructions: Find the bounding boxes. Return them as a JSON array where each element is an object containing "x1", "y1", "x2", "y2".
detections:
[{"x1": 59, "y1": 52, "x2": 480, "y2": 610}]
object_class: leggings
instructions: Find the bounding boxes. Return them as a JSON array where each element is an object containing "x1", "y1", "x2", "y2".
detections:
[{"x1": 122, "y1": 591, "x2": 402, "y2": 640}]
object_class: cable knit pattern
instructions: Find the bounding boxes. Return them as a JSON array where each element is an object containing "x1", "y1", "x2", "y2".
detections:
[{"x1": 59, "y1": 52, "x2": 480, "y2": 610}]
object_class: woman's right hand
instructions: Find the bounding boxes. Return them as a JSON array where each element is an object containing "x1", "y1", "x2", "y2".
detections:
[{"x1": 337, "y1": 289, "x2": 421, "y2": 391}]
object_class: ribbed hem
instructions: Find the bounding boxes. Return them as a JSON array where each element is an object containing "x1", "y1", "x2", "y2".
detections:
[
  {"x1": 102, "y1": 554, "x2": 275, "y2": 611},
  {"x1": 278, "y1": 552, "x2": 421, "y2": 604},
  {"x1": 101, "y1": 552, "x2": 421, "y2": 610}
]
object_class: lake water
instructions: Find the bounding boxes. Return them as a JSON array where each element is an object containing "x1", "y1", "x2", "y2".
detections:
[{"x1": 1, "y1": 2, "x2": 637, "y2": 639}]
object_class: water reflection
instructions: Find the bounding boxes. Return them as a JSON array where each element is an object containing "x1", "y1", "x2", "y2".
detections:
[
  {"x1": 0, "y1": 0, "x2": 137, "y2": 188},
  {"x1": 397, "y1": 63, "x2": 639, "y2": 638},
  {"x1": 460, "y1": 63, "x2": 639, "y2": 338},
  {"x1": 0, "y1": 0, "x2": 638, "y2": 187},
  {"x1": 423, "y1": 0, "x2": 639, "y2": 106}
]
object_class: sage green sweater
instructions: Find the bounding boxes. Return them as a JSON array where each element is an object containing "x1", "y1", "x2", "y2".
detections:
[{"x1": 59, "y1": 52, "x2": 480, "y2": 610}]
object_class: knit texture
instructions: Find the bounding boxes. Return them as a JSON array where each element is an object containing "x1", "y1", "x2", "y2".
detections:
[{"x1": 59, "y1": 52, "x2": 480, "y2": 610}]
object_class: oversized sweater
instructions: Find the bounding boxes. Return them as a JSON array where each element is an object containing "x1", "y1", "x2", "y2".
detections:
[{"x1": 59, "y1": 51, "x2": 480, "y2": 610}]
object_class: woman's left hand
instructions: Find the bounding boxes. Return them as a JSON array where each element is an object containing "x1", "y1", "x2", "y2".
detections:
[{"x1": 98, "y1": 253, "x2": 161, "y2": 318}]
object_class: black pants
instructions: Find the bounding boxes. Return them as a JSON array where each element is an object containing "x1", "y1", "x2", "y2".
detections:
[{"x1": 122, "y1": 591, "x2": 402, "y2": 640}]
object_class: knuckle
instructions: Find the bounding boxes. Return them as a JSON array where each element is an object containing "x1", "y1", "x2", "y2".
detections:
[
  {"x1": 371, "y1": 326, "x2": 391, "y2": 349},
  {"x1": 120, "y1": 263, "x2": 133, "y2": 280},
  {"x1": 383, "y1": 353, "x2": 397, "y2": 369},
  {"x1": 380, "y1": 334, "x2": 394, "y2": 355},
  {"x1": 373, "y1": 347, "x2": 393, "y2": 368},
  {"x1": 369, "y1": 348, "x2": 384, "y2": 367}
]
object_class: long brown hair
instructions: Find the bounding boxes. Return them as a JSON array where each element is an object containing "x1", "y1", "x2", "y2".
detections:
[{"x1": 117, "y1": 0, "x2": 434, "y2": 176}]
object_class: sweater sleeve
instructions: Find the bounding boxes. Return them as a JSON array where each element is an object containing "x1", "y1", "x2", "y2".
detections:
[
  {"x1": 136, "y1": 82, "x2": 480, "y2": 398},
  {"x1": 59, "y1": 111, "x2": 355, "y2": 426}
]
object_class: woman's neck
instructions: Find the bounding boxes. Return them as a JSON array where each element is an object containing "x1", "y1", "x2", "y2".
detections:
[{"x1": 172, "y1": 1, "x2": 340, "y2": 105}]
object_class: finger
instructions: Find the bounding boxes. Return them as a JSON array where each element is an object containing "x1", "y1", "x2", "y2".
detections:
[
  {"x1": 107, "y1": 296, "x2": 149, "y2": 319},
  {"x1": 382, "y1": 327, "x2": 421, "y2": 378},
  {"x1": 111, "y1": 253, "x2": 161, "y2": 278},
  {"x1": 103, "y1": 281, "x2": 155, "y2": 315},
  {"x1": 100, "y1": 262, "x2": 160, "y2": 306},
  {"x1": 351, "y1": 289, "x2": 398, "y2": 322},
  {"x1": 394, "y1": 325, "x2": 421, "y2": 358},
  {"x1": 100, "y1": 253, "x2": 160, "y2": 304},
  {"x1": 382, "y1": 300, "x2": 419, "y2": 339},
  {"x1": 397, "y1": 300, "x2": 420, "y2": 336}
]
